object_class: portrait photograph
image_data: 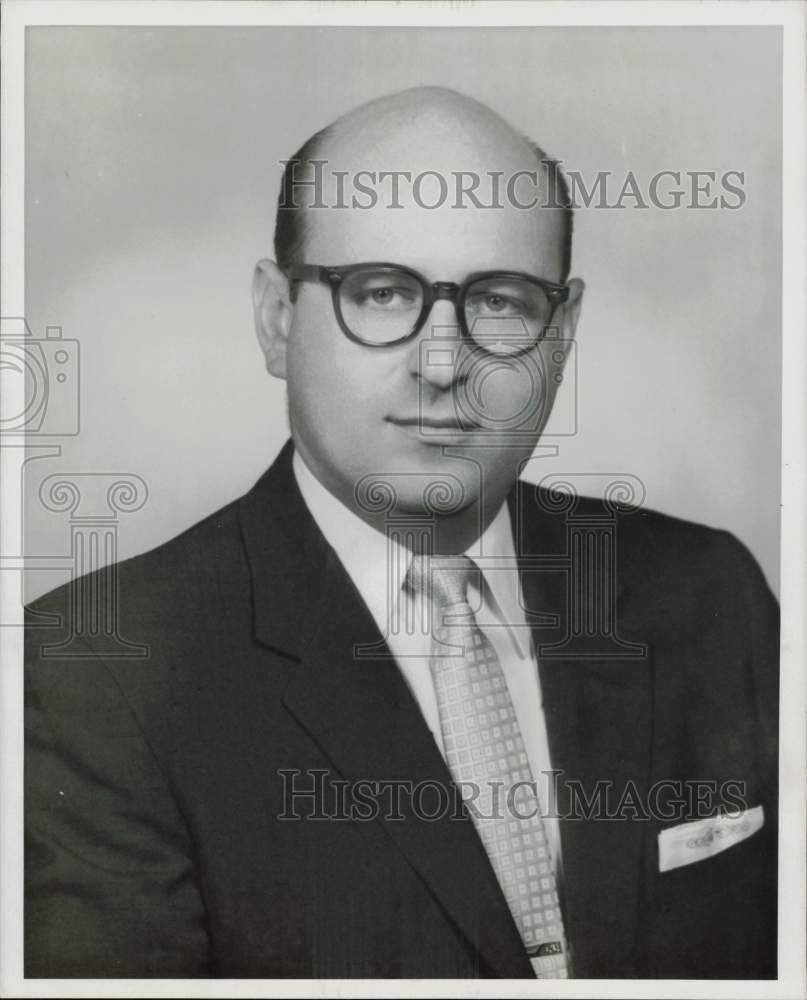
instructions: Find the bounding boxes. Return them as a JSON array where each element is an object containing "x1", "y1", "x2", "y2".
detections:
[{"x1": 1, "y1": 2, "x2": 804, "y2": 998}]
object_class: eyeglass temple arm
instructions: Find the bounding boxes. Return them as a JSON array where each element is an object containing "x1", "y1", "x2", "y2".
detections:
[{"x1": 288, "y1": 265, "x2": 337, "y2": 285}]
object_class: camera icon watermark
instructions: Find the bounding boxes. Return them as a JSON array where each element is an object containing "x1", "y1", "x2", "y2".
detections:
[
  {"x1": 417, "y1": 317, "x2": 577, "y2": 440},
  {"x1": 0, "y1": 317, "x2": 80, "y2": 436}
]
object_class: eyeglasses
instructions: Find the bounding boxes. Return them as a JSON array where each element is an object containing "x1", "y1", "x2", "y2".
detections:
[{"x1": 288, "y1": 262, "x2": 570, "y2": 357}]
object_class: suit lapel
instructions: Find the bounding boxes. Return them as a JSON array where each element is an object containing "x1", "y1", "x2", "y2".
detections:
[
  {"x1": 239, "y1": 443, "x2": 534, "y2": 978},
  {"x1": 281, "y1": 548, "x2": 534, "y2": 978},
  {"x1": 239, "y1": 446, "x2": 654, "y2": 976},
  {"x1": 512, "y1": 481, "x2": 653, "y2": 976}
]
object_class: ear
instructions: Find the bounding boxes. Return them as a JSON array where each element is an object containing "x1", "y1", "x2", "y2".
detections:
[
  {"x1": 535, "y1": 277, "x2": 584, "y2": 401},
  {"x1": 559, "y1": 277, "x2": 584, "y2": 343},
  {"x1": 252, "y1": 258, "x2": 293, "y2": 379}
]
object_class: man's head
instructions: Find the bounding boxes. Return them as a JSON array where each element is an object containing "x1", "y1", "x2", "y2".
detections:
[{"x1": 253, "y1": 86, "x2": 583, "y2": 542}]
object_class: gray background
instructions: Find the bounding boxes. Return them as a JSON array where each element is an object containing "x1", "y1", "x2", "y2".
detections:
[{"x1": 23, "y1": 26, "x2": 782, "y2": 600}]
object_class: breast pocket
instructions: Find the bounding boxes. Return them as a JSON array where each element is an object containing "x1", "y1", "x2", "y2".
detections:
[
  {"x1": 657, "y1": 804, "x2": 765, "y2": 874},
  {"x1": 641, "y1": 806, "x2": 777, "y2": 978}
]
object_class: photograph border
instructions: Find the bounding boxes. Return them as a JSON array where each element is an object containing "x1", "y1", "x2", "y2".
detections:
[{"x1": 2, "y1": 3, "x2": 804, "y2": 998}]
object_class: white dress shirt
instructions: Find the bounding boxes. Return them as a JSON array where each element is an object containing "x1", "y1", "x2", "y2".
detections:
[{"x1": 292, "y1": 449, "x2": 562, "y2": 875}]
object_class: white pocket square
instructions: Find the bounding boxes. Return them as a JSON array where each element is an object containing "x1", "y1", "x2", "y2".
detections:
[{"x1": 658, "y1": 805, "x2": 765, "y2": 873}]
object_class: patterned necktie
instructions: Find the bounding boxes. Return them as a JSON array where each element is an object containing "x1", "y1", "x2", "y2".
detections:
[{"x1": 406, "y1": 554, "x2": 570, "y2": 979}]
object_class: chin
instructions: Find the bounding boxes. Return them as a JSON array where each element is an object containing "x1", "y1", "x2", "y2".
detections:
[
  {"x1": 350, "y1": 461, "x2": 479, "y2": 521},
  {"x1": 396, "y1": 489, "x2": 478, "y2": 519}
]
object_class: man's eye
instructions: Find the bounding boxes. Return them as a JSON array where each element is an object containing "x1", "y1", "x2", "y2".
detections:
[
  {"x1": 485, "y1": 294, "x2": 513, "y2": 312},
  {"x1": 355, "y1": 286, "x2": 416, "y2": 308},
  {"x1": 468, "y1": 293, "x2": 521, "y2": 315}
]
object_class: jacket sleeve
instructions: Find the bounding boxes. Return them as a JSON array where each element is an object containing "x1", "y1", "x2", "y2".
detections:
[
  {"x1": 25, "y1": 623, "x2": 210, "y2": 977},
  {"x1": 731, "y1": 532, "x2": 780, "y2": 805}
]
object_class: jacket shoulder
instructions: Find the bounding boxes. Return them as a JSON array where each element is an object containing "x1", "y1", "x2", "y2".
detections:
[
  {"x1": 27, "y1": 490, "x2": 244, "y2": 624},
  {"x1": 524, "y1": 480, "x2": 772, "y2": 588}
]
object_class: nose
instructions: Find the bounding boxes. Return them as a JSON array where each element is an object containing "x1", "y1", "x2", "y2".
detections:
[{"x1": 406, "y1": 298, "x2": 472, "y2": 391}]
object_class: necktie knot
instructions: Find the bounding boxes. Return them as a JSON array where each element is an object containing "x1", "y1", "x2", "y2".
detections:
[{"x1": 405, "y1": 553, "x2": 478, "y2": 610}]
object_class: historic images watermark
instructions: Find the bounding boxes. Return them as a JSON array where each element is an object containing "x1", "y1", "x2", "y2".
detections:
[
  {"x1": 279, "y1": 160, "x2": 747, "y2": 211},
  {"x1": 1, "y1": 316, "x2": 149, "y2": 656},
  {"x1": 277, "y1": 768, "x2": 749, "y2": 824}
]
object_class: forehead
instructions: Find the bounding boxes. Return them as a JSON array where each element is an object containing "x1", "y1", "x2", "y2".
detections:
[{"x1": 296, "y1": 120, "x2": 566, "y2": 282}]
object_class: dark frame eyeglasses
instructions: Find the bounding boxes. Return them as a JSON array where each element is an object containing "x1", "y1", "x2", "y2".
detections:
[{"x1": 288, "y1": 262, "x2": 570, "y2": 356}]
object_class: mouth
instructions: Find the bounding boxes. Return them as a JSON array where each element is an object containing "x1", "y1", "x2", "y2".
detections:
[
  {"x1": 385, "y1": 414, "x2": 481, "y2": 444},
  {"x1": 387, "y1": 415, "x2": 479, "y2": 431}
]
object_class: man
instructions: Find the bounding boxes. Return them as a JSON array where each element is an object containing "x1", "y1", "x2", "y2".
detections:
[{"x1": 25, "y1": 87, "x2": 778, "y2": 979}]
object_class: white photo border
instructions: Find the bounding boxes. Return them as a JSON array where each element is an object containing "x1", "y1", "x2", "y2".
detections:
[{"x1": 2, "y1": 3, "x2": 804, "y2": 998}]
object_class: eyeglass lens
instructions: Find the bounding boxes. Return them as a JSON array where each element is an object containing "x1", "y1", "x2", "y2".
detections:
[{"x1": 337, "y1": 267, "x2": 553, "y2": 354}]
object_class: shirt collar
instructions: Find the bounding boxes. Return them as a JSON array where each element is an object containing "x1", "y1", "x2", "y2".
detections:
[{"x1": 292, "y1": 448, "x2": 530, "y2": 659}]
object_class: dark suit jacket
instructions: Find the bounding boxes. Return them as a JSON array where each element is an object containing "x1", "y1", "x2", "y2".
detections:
[{"x1": 25, "y1": 440, "x2": 779, "y2": 978}]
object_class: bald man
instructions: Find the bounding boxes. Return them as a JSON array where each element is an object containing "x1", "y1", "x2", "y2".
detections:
[{"x1": 25, "y1": 88, "x2": 778, "y2": 979}]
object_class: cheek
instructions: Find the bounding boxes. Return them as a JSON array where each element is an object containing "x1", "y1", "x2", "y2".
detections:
[
  {"x1": 287, "y1": 306, "x2": 350, "y2": 407},
  {"x1": 285, "y1": 305, "x2": 388, "y2": 428},
  {"x1": 461, "y1": 353, "x2": 550, "y2": 431}
]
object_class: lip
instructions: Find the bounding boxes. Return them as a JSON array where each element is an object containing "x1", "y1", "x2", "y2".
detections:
[
  {"x1": 387, "y1": 416, "x2": 479, "y2": 431},
  {"x1": 386, "y1": 415, "x2": 481, "y2": 445}
]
